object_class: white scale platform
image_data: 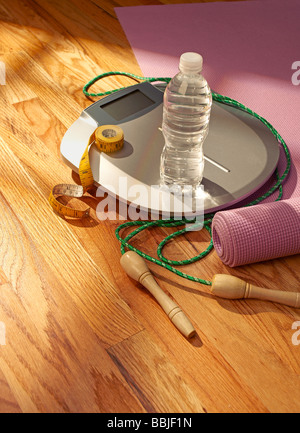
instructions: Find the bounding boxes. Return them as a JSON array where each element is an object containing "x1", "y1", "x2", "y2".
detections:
[{"x1": 61, "y1": 82, "x2": 280, "y2": 216}]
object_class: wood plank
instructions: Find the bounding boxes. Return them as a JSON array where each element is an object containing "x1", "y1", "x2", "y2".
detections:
[
  {"x1": 17, "y1": 0, "x2": 143, "y2": 89},
  {"x1": 13, "y1": 97, "x2": 66, "y2": 150},
  {"x1": 0, "y1": 0, "x2": 299, "y2": 413},
  {"x1": 0, "y1": 95, "x2": 143, "y2": 345},
  {"x1": 0, "y1": 192, "x2": 145, "y2": 412},
  {"x1": 0, "y1": 272, "x2": 21, "y2": 413},
  {"x1": 3, "y1": 51, "x2": 82, "y2": 127},
  {"x1": 108, "y1": 330, "x2": 207, "y2": 413},
  {"x1": 0, "y1": 60, "x2": 36, "y2": 104},
  {"x1": 0, "y1": 369, "x2": 21, "y2": 413},
  {"x1": 108, "y1": 329, "x2": 268, "y2": 413}
]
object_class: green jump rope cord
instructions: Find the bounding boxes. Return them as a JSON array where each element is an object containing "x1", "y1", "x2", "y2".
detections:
[{"x1": 83, "y1": 72, "x2": 291, "y2": 286}]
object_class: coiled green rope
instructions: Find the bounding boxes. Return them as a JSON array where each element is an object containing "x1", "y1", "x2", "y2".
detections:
[{"x1": 83, "y1": 72, "x2": 291, "y2": 286}]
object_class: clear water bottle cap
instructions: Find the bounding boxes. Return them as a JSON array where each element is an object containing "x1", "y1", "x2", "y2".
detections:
[{"x1": 179, "y1": 52, "x2": 203, "y2": 73}]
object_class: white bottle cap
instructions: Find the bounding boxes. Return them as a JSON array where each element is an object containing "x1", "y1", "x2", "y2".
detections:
[{"x1": 179, "y1": 52, "x2": 203, "y2": 73}]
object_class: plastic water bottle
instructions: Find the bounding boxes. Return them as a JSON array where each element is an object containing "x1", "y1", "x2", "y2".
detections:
[{"x1": 160, "y1": 52, "x2": 212, "y2": 195}]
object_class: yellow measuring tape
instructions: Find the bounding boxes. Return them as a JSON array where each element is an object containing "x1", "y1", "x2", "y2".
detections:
[{"x1": 49, "y1": 125, "x2": 124, "y2": 218}]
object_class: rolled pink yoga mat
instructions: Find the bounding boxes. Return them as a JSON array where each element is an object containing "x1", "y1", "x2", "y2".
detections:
[{"x1": 212, "y1": 198, "x2": 300, "y2": 267}]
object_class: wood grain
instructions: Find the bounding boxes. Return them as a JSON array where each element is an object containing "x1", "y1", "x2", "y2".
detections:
[{"x1": 0, "y1": 0, "x2": 299, "y2": 413}]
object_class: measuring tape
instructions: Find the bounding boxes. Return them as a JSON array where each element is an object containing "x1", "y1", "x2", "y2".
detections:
[{"x1": 49, "y1": 124, "x2": 124, "y2": 218}]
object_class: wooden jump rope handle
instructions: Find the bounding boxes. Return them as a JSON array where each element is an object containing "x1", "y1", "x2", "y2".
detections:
[
  {"x1": 212, "y1": 274, "x2": 300, "y2": 308},
  {"x1": 120, "y1": 251, "x2": 196, "y2": 338}
]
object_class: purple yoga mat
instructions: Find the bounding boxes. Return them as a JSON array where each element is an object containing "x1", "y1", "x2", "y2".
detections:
[
  {"x1": 211, "y1": 197, "x2": 300, "y2": 266},
  {"x1": 116, "y1": 0, "x2": 300, "y2": 201}
]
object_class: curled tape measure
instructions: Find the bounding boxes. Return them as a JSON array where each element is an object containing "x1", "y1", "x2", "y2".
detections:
[{"x1": 49, "y1": 125, "x2": 124, "y2": 218}]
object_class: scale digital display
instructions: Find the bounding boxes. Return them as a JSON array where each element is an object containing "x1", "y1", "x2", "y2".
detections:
[
  {"x1": 84, "y1": 82, "x2": 163, "y2": 125},
  {"x1": 101, "y1": 89, "x2": 155, "y2": 121}
]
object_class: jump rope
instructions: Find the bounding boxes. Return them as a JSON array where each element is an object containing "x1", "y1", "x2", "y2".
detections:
[{"x1": 82, "y1": 71, "x2": 291, "y2": 288}]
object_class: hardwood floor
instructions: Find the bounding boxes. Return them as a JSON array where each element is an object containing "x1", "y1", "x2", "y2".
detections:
[{"x1": 0, "y1": 0, "x2": 299, "y2": 413}]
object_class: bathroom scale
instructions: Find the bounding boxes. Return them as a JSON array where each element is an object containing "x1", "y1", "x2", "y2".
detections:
[{"x1": 60, "y1": 82, "x2": 280, "y2": 216}]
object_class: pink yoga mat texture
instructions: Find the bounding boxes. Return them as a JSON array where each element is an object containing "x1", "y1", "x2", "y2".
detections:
[
  {"x1": 116, "y1": 0, "x2": 300, "y2": 201},
  {"x1": 212, "y1": 198, "x2": 300, "y2": 267}
]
